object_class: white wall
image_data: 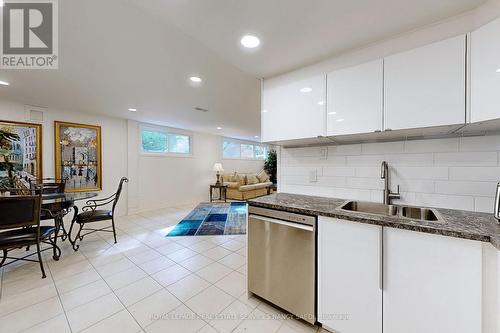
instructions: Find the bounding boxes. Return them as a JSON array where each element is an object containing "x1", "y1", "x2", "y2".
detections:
[
  {"x1": 0, "y1": 100, "x2": 129, "y2": 215},
  {"x1": 279, "y1": 135, "x2": 500, "y2": 213},
  {"x1": 0, "y1": 100, "x2": 264, "y2": 216},
  {"x1": 127, "y1": 120, "x2": 264, "y2": 213}
]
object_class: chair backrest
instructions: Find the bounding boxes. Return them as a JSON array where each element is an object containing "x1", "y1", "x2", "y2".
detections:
[
  {"x1": 0, "y1": 190, "x2": 42, "y2": 230},
  {"x1": 30, "y1": 178, "x2": 66, "y2": 195},
  {"x1": 112, "y1": 177, "x2": 128, "y2": 213}
]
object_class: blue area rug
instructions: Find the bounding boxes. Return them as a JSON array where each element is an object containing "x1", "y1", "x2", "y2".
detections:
[{"x1": 166, "y1": 202, "x2": 247, "y2": 237}]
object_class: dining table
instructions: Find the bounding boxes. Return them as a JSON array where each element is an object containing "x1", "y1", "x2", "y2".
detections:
[{"x1": 41, "y1": 192, "x2": 97, "y2": 260}]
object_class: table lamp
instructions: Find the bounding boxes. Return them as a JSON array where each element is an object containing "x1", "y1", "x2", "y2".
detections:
[{"x1": 213, "y1": 163, "x2": 224, "y2": 185}]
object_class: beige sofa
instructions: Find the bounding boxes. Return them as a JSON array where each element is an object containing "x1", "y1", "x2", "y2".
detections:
[{"x1": 221, "y1": 170, "x2": 273, "y2": 200}]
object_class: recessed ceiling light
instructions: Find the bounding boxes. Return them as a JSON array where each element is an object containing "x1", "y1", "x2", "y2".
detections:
[
  {"x1": 262, "y1": 109, "x2": 268, "y2": 113},
  {"x1": 0, "y1": 80, "x2": 10, "y2": 86},
  {"x1": 128, "y1": 108, "x2": 137, "y2": 112},
  {"x1": 241, "y1": 35, "x2": 260, "y2": 48},
  {"x1": 190, "y1": 76, "x2": 202, "y2": 83},
  {"x1": 216, "y1": 127, "x2": 223, "y2": 130},
  {"x1": 300, "y1": 87, "x2": 312, "y2": 93},
  {"x1": 328, "y1": 111, "x2": 336, "y2": 115},
  {"x1": 336, "y1": 118, "x2": 345, "y2": 122},
  {"x1": 317, "y1": 101, "x2": 325, "y2": 105},
  {"x1": 254, "y1": 135, "x2": 259, "y2": 138},
  {"x1": 496, "y1": 68, "x2": 500, "y2": 73}
]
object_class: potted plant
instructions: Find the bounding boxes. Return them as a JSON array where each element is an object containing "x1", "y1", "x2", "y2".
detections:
[{"x1": 264, "y1": 149, "x2": 277, "y2": 185}]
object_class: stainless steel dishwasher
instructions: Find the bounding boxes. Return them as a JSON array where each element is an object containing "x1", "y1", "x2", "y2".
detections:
[{"x1": 248, "y1": 206, "x2": 316, "y2": 324}]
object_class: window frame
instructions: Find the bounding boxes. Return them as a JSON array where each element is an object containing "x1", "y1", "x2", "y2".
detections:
[
  {"x1": 222, "y1": 137, "x2": 268, "y2": 161},
  {"x1": 139, "y1": 125, "x2": 193, "y2": 157}
]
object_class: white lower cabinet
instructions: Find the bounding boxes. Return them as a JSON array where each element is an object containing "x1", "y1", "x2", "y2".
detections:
[
  {"x1": 383, "y1": 228, "x2": 482, "y2": 333},
  {"x1": 318, "y1": 217, "x2": 382, "y2": 333},
  {"x1": 318, "y1": 217, "x2": 484, "y2": 333}
]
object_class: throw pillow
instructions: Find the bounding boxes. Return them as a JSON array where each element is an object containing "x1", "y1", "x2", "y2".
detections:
[
  {"x1": 222, "y1": 173, "x2": 236, "y2": 183},
  {"x1": 256, "y1": 170, "x2": 270, "y2": 182},
  {"x1": 247, "y1": 174, "x2": 259, "y2": 185},
  {"x1": 235, "y1": 173, "x2": 246, "y2": 186}
]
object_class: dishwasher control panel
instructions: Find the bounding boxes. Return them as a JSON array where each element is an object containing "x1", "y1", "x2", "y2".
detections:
[{"x1": 249, "y1": 206, "x2": 316, "y2": 227}]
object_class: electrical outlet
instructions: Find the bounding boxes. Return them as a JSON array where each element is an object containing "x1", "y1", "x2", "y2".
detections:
[
  {"x1": 319, "y1": 147, "x2": 328, "y2": 159},
  {"x1": 309, "y1": 169, "x2": 318, "y2": 183}
]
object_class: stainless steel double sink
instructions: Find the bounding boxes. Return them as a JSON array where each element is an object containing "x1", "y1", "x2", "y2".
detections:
[{"x1": 340, "y1": 201, "x2": 441, "y2": 222}]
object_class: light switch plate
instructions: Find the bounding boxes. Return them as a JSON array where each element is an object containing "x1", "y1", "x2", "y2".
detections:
[
  {"x1": 319, "y1": 148, "x2": 328, "y2": 159},
  {"x1": 309, "y1": 169, "x2": 318, "y2": 183}
]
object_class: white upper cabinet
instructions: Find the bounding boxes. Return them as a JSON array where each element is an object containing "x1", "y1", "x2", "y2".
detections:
[
  {"x1": 327, "y1": 59, "x2": 383, "y2": 136},
  {"x1": 384, "y1": 35, "x2": 466, "y2": 130},
  {"x1": 471, "y1": 17, "x2": 500, "y2": 123},
  {"x1": 261, "y1": 74, "x2": 326, "y2": 142}
]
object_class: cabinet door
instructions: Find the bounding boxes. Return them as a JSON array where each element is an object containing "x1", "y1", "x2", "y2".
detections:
[
  {"x1": 318, "y1": 217, "x2": 382, "y2": 333},
  {"x1": 327, "y1": 59, "x2": 383, "y2": 136},
  {"x1": 471, "y1": 17, "x2": 500, "y2": 123},
  {"x1": 384, "y1": 35, "x2": 466, "y2": 130},
  {"x1": 261, "y1": 74, "x2": 326, "y2": 142},
  {"x1": 383, "y1": 228, "x2": 482, "y2": 333}
]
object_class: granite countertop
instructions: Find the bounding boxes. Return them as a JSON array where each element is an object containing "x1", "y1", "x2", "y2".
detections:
[{"x1": 248, "y1": 193, "x2": 500, "y2": 251}]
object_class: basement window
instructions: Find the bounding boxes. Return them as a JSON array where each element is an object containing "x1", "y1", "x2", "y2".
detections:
[
  {"x1": 140, "y1": 127, "x2": 192, "y2": 155},
  {"x1": 223, "y1": 138, "x2": 268, "y2": 160}
]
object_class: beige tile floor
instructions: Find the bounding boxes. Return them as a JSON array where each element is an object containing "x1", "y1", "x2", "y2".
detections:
[{"x1": 0, "y1": 204, "x2": 323, "y2": 333}]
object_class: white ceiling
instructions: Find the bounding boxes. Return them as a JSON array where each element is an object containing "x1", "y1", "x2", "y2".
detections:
[
  {"x1": 129, "y1": 0, "x2": 487, "y2": 78},
  {"x1": 0, "y1": 0, "x2": 487, "y2": 140},
  {"x1": 0, "y1": 0, "x2": 261, "y2": 141}
]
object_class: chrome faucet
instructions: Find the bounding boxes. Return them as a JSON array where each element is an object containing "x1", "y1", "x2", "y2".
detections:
[{"x1": 381, "y1": 161, "x2": 401, "y2": 205}]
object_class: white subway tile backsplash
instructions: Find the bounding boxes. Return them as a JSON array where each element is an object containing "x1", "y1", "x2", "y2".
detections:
[
  {"x1": 317, "y1": 177, "x2": 347, "y2": 187},
  {"x1": 279, "y1": 134, "x2": 500, "y2": 212},
  {"x1": 370, "y1": 190, "x2": 384, "y2": 203},
  {"x1": 392, "y1": 178, "x2": 435, "y2": 193},
  {"x1": 281, "y1": 166, "x2": 323, "y2": 177},
  {"x1": 346, "y1": 177, "x2": 384, "y2": 190},
  {"x1": 323, "y1": 166, "x2": 356, "y2": 177},
  {"x1": 460, "y1": 136, "x2": 500, "y2": 152},
  {"x1": 355, "y1": 167, "x2": 380, "y2": 178},
  {"x1": 449, "y1": 167, "x2": 500, "y2": 182},
  {"x1": 347, "y1": 155, "x2": 384, "y2": 166},
  {"x1": 393, "y1": 166, "x2": 448, "y2": 180},
  {"x1": 435, "y1": 181, "x2": 497, "y2": 197},
  {"x1": 328, "y1": 144, "x2": 362, "y2": 155},
  {"x1": 362, "y1": 141, "x2": 404, "y2": 155},
  {"x1": 474, "y1": 197, "x2": 495, "y2": 213},
  {"x1": 404, "y1": 138, "x2": 459, "y2": 153},
  {"x1": 325, "y1": 156, "x2": 347, "y2": 165},
  {"x1": 413, "y1": 193, "x2": 474, "y2": 211},
  {"x1": 346, "y1": 178, "x2": 384, "y2": 190},
  {"x1": 385, "y1": 153, "x2": 434, "y2": 166},
  {"x1": 285, "y1": 156, "x2": 343, "y2": 166},
  {"x1": 282, "y1": 147, "x2": 326, "y2": 158},
  {"x1": 434, "y1": 152, "x2": 498, "y2": 166}
]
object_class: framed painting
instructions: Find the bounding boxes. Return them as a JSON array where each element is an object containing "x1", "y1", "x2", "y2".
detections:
[
  {"x1": 54, "y1": 121, "x2": 102, "y2": 192},
  {"x1": 0, "y1": 120, "x2": 42, "y2": 189}
]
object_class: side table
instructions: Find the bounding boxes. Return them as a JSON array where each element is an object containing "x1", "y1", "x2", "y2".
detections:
[{"x1": 210, "y1": 184, "x2": 228, "y2": 202}]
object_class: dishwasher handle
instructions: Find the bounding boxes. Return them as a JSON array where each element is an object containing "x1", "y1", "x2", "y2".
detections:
[{"x1": 249, "y1": 214, "x2": 315, "y2": 232}]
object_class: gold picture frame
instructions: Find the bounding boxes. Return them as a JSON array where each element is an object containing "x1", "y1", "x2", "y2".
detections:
[
  {"x1": 0, "y1": 120, "x2": 43, "y2": 188},
  {"x1": 54, "y1": 121, "x2": 102, "y2": 192}
]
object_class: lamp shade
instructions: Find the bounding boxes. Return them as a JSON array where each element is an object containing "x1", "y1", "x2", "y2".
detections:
[{"x1": 213, "y1": 163, "x2": 224, "y2": 172}]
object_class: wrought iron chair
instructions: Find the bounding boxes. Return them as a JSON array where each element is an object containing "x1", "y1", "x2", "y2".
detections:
[
  {"x1": 30, "y1": 178, "x2": 69, "y2": 241},
  {"x1": 30, "y1": 178, "x2": 66, "y2": 194},
  {"x1": 69, "y1": 177, "x2": 128, "y2": 251},
  {"x1": 0, "y1": 189, "x2": 60, "y2": 278}
]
